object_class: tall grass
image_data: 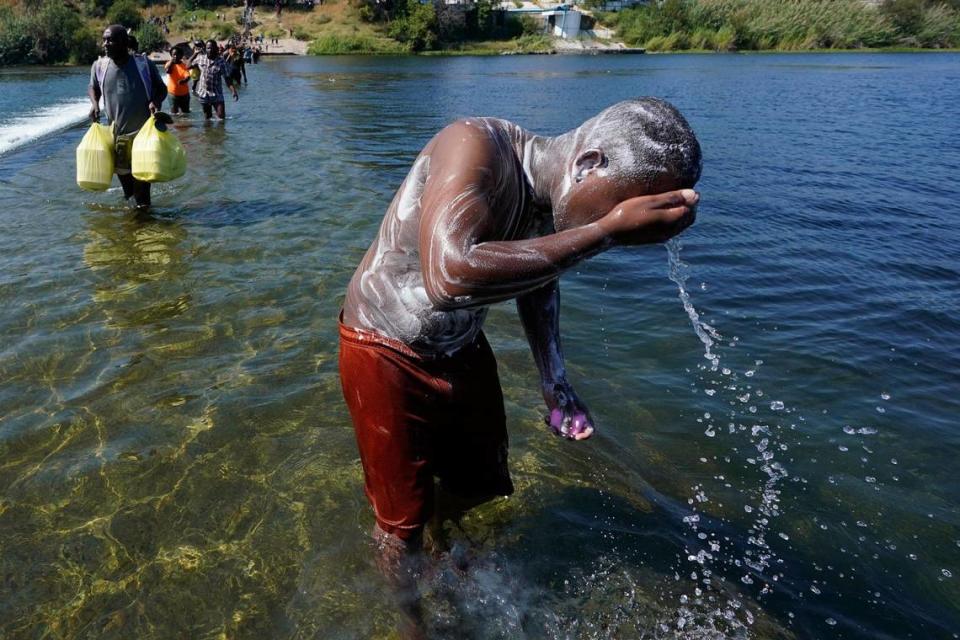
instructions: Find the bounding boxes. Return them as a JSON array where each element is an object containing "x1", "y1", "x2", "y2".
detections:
[
  {"x1": 306, "y1": 34, "x2": 406, "y2": 54},
  {"x1": 604, "y1": 0, "x2": 960, "y2": 51}
]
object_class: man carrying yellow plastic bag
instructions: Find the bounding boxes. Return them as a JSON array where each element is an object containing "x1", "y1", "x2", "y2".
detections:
[
  {"x1": 87, "y1": 25, "x2": 168, "y2": 208},
  {"x1": 131, "y1": 115, "x2": 186, "y2": 183}
]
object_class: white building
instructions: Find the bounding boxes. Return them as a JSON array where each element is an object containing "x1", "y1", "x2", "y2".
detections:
[{"x1": 541, "y1": 7, "x2": 581, "y2": 39}]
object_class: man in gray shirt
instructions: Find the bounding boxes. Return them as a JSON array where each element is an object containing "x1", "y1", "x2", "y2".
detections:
[{"x1": 88, "y1": 25, "x2": 167, "y2": 208}]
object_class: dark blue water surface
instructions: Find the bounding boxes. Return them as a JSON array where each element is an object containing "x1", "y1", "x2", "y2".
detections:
[{"x1": 0, "y1": 53, "x2": 958, "y2": 639}]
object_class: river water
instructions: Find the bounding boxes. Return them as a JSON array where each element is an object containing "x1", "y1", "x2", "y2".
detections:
[{"x1": 1, "y1": 52, "x2": 958, "y2": 639}]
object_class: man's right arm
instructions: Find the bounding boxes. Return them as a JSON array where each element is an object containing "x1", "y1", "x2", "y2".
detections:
[
  {"x1": 87, "y1": 61, "x2": 101, "y2": 122},
  {"x1": 418, "y1": 121, "x2": 698, "y2": 311}
]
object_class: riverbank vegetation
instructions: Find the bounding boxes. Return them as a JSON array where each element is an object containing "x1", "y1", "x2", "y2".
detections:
[
  {"x1": 2, "y1": 0, "x2": 959, "y2": 64},
  {"x1": 602, "y1": 0, "x2": 960, "y2": 51},
  {"x1": 0, "y1": 1, "x2": 98, "y2": 65},
  {"x1": 0, "y1": 0, "x2": 552, "y2": 63}
]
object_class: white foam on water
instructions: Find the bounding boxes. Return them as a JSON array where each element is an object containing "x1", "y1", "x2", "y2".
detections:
[{"x1": 0, "y1": 98, "x2": 90, "y2": 156}]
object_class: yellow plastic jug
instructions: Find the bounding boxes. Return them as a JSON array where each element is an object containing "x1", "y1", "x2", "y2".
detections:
[
  {"x1": 131, "y1": 115, "x2": 187, "y2": 183},
  {"x1": 76, "y1": 123, "x2": 114, "y2": 191}
]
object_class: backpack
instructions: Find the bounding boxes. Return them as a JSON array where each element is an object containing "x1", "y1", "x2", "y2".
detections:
[{"x1": 95, "y1": 55, "x2": 154, "y2": 102}]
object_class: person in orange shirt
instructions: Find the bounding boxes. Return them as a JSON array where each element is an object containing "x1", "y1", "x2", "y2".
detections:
[{"x1": 164, "y1": 46, "x2": 191, "y2": 114}]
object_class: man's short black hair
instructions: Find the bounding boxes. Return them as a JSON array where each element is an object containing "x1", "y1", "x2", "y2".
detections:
[{"x1": 104, "y1": 24, "x2": 128, "y2": 43}]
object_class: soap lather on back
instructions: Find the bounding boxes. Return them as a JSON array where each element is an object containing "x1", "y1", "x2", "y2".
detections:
[{"x1": 343, "y1": 117, "x2": 534, "y2": 355}]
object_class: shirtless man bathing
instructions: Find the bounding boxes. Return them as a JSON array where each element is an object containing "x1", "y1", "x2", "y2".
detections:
[{"x1": 339, "y1": 97, "x2": 701, "y2": 631}]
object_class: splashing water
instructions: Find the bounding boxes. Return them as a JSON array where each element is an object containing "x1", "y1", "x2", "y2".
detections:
[
  {"x1": 664, "y1": 239, "x2": 798, "y2": 635},
  {"x1": 666, "y1": 239, "x2": 721, "y2": 370},
  {"x1": 0, "y1": 98, "x2": 89, "y2": 156}
]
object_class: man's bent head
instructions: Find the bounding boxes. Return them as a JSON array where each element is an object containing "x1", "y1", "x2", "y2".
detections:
[{"x1": 552, "y1": 98, "x2": 702, "y2": 230}]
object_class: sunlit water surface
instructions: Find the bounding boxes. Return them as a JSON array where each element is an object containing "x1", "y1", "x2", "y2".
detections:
[{"x1": 1, "y1": 53, "x2": 958, "y2": 639}]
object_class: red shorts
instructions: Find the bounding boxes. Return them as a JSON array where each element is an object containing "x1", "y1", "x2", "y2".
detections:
[{"x1": 339, "y1": 318, "x2": 514, "y2": 540}]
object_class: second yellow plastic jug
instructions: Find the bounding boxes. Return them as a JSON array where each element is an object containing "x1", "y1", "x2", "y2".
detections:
[
  {"x1": 131, "y1": 115, "x2": 187, "y2": 183},
  {"x1": 76, "y1": 123, "x2": 114, "y2": 191}
]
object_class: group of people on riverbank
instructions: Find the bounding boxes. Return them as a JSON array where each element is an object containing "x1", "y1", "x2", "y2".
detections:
[{"x1": 87, "y1": 25, "x2": 251, "y2": 207}]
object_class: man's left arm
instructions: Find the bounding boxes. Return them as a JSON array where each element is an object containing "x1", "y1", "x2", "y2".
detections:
[
  {"x1": 517, "y1": 279, "x2": 594, "y2": 440},
  {"x1": 148, "y1": 61, "x2": 167, "y2": 112}
]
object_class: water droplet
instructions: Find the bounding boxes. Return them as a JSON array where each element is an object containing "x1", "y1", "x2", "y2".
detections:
[
  {"x1": 876, "y1": 406, "x2": 886, "y2": 414},
  {"x1": 770, "y1": 400, "x2": 785, "y2": 411},
  {"x1": 942, "y1": 569, "x2": 953, "y2": 578},
  {"x1": 865, "y1": 476, "x2": 877, "y2": 484},
  {"x1": 744, "y1": 505, "x2": 753, "y2": 513},
  {"x1": 838, "y1": 445, "x2": 849, "y2": 452},
  {"x1": 881, "y1": 392, "x2": 890, "y2": 400},
  {"x1": 826, "y1": 617, "x2": 837, "y2": 626}
]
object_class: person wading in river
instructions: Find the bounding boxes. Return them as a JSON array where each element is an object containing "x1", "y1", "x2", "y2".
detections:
[
  {"x1": 338, "y1": 98, "x2": 701, "y2": 636},
  {"x1": 189, "y1": 40, "x2": 238, "y2": 121},
  {"x1": 164, "y1": 46, "x2": 192, "y2": 115},
  {"x1": 88, "y1": 25, "x2": 167, "y2": 209}
]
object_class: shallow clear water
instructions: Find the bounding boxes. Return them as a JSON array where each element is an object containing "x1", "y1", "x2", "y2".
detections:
[{"x1": 1, "y1": 53, "x2": 958, "y2": 639}]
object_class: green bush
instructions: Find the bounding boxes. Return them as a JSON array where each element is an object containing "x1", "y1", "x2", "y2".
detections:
[
  {"x1": 519, "y1": 15, "x2": 543, "y2": 36},
  {"x1": 387, "y1": 0, "x2": 439, "y2": 51},
  {"x1": 134, "y1": 22, "x2": 166, "y2": 53},
  {"x1": 307, "y1": 34, "x2": 405, "y2": 54},
  {"x1": 82, "y1": 0, "x2": 115, "y2": 19},
  {"x1": 69, "y1": 25, "x2": 102, "y2": 63},
  {"x1": 106, "y1": 0, "x2": 143, "y2": 30},
  {"x1": 0, "y1": 1, "x2": 99, "y2": 65},
  {"x1": 514, "y1": 33, "x2": 552, "y2": 52}
]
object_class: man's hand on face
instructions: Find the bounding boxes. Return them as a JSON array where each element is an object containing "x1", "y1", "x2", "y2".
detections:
[
  {"x1": 543, "y1": 381, "x2": 595, "y2": 441},
  {"x1": 600, "y1": 189, "x2": 699, "y2": 246}
]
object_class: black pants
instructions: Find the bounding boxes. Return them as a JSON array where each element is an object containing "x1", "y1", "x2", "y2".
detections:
[{"x1": 171, "y1": 94, "x2": 190, "y2": 114}]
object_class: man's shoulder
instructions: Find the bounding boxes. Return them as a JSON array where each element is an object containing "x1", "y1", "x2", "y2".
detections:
[
  {"x1": 429, "y1": 118, "x2": 520, "y2": 181},
  {"x1": 433, "y1": 118, "x2": 504, "y2": 157}
]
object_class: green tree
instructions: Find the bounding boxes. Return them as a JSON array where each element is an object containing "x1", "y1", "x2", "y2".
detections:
[
  {"x1": 106, "y1": 0, "x2": 143, "y2": 30},
  {"x1": 0, "y1": 0, "x2": 98, "y2": 65},
  {"x1": 134, "y1": 22, "x2": 166, "y2": 53},
  {"x1": 388, "y1": 0, "x2": 438, "y2": 51}
]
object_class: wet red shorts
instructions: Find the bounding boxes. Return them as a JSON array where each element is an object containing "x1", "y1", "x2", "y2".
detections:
[{"x1": 339, "y1": 318, "x2": 514, "y2": 540}]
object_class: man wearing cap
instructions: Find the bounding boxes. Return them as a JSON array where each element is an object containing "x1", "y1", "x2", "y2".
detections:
[{"x1": 88, "y1": 24, "x2": 167, "y2": 208}]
